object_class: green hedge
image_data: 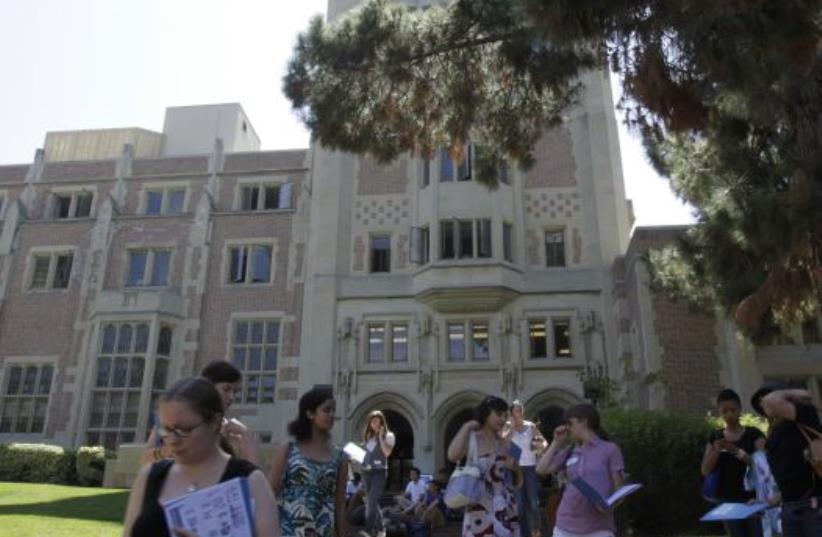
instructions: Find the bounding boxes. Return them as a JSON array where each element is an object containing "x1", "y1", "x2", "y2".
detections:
[
  {"x1": 0, "y1": 443, "x2": 109, "y2": 486},
  {"x1": 601, "y1": 408, "x2": 716, "y2": 537}
]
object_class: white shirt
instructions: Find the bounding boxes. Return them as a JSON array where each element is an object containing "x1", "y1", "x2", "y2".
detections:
[
  {"x1": 366, "y1": 431, "x2": 396, "y2": 452},
  {"x1": 511, "y1": 421, "x2": 537, "y2": 466},
  {"x1": 404, "y1": 479, "x2": 427, "y2": 503}
]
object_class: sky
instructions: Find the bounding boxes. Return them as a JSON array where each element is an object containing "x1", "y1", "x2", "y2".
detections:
[{"x1": 0, "y1": 0, "x2": 694, "y2": 227}]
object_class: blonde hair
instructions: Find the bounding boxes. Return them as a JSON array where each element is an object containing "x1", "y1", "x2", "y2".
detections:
[{"x1": 362, "y1": 410, "x2": 392, "y2": 443}]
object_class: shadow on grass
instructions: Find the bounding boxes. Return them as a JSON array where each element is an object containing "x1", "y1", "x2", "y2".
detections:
[{"x1": 0, "y1": 490, "x2": 129, "y2": 523}]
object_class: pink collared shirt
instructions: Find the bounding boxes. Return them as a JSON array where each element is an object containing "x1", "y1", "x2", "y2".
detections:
[{"x1": 551, "y1": 436, "x2": 625, "y2": 535}]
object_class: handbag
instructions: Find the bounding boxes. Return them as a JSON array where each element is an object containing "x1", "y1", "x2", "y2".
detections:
[
  {"x1": 444, "y1": 432, "x2": 482, "y2": 509},
  {"x1": 797, "y1": 423, "x2": 822, "y2": 478}
]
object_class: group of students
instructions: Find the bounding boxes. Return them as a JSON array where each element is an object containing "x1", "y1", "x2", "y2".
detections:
[
  {"x1": 120, "y1": 363, "x2": 630, "y2": 537},
  {"x1": 119, "y1": 359, "x2": 822, "y2": 537},
  {"x1": 702, "y1": 385, "x2": 822, "y2": 537}
]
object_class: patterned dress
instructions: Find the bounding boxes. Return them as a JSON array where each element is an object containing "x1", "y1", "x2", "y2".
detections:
[
  {"x1": 279, "y1": 442, "x2": 344, "y2": 537},
  {"x1": 462, "y1": 443, "x2": 521, "y2": 537}
]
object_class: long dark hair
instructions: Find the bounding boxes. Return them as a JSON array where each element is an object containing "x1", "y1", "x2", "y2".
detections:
[
  {"x1": 363, "y1": 410, "x2": 392, "y2": 443},
  {"x1": 564, "y1": 403, "x2": 609, "y2": 440},
  {"x1": 288, "y1": 386, "x2": 335, "y2": 442}
]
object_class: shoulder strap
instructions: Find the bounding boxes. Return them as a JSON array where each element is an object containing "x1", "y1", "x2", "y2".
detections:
[
  {"x1": 798, "y1": 423, "x2": 822, "y2": 442},
  {"x1": 468, "y1": 432, "x2": 478, "y2": 464},
  {"x1": 143, "y1": 459, "x2": 174, "y2": 507},
  {"x1": 223, "y1": 457, "x2": 259, "y2": 480}
]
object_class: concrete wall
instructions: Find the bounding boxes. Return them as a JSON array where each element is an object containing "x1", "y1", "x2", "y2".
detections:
[{"x1": 162, "y1": 104, "x2": 261, "y2": 156}]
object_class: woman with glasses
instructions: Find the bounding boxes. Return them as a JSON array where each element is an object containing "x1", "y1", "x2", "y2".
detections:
[
  {"x1": 448, "y1": 395, "x2": 521, "y2": 537},
  {"x1": 536, "y1": 404, "x2": 625, "y2": 537},
  {"x1": 122, "y1": 376, "x2": 279, "y2": 537},
  {"x1": 141, "y1": 361, "x2": 259, "y2": 465},
  {"x1": 268, "y1": 386, "x2": 349, "y2": 537}
]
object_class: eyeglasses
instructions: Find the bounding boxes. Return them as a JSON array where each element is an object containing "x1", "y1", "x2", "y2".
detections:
[{"x1": 157, "y1": 420, "x2": 206, "y2": 439}]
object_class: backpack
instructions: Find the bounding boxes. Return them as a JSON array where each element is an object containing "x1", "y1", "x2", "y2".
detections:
[{"x1": 797, "y1": 423, "x2": 822, "y2": 478}]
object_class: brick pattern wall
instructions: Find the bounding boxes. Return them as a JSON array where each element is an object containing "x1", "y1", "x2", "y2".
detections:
[
  {"x1": 42, "y1": 161, "x2": 116, "y2": 181},
  {"x1": 223, "y1": 151, "x2": 306, "y2": 172},
  {"x1": 0, "y1": 165, "x2": 29, "y2": 183},
  {"x1": 132, "y1": 156, "x2": 209, "y2": 176},
  {"x1": 357, "y1": 156, "x2": 408, "y2": 195},
  {"x1": 524, "y1": 127, "x2": 577, "y2": 188}
]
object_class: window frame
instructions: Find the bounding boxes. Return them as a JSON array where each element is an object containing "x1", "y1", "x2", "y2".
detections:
[
  {"x1": 223, "y1": 240, "x2": 276, "y2": 286},
  {"x1": 544, "y1": 228, "x2": 567, "y2": 268},
  {"x1": 370, "y1": 234, "x2": 392, "y2": 273},
  {"x1": 364, "y1": 320, "x2": 412, "y2": 364},
  {"x1": 125, "y1": 247, "x2": 173, "y2": 288},
  {"x1": 229, "y1": 318, "x2": 281, "y2": 405},
  {"x1": 0, "y1": 361, "x2": 56, "y2": 435},
  {"x1": 139, "y1": 183, "x2": 190, "y2": 216},
  {"x1": 25, "y1": 247, "x2": 75, "y2": 292},
  {"x1": 503, "y1": 222, "x2": 514, "y2": 263},
  {"x1": 234, "y1": 179, "x2": 293, "y2": 212},
  {"x1": 527, "y1": 314, "x2": 576, "y2": 360},
  {"x1": 445, "y1": 319, "x2": 491, "y2": 363},
  {"x1": 439, "y1": 218, "x2": 493, "y2": 261},
  {"x1": 48, "y1": 188, "x2": 96, "y2": 220}
]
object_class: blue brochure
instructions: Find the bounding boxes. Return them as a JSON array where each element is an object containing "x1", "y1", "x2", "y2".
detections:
[
  {"x1": 570, "y1": 478, "x2": 642, "y2": 510},
  {"x1": 700, "y1": 502, "x2": 769, "y2": 522},
  {"x1": 509, "y1": 442, "x2": 522, "y2": 462}
]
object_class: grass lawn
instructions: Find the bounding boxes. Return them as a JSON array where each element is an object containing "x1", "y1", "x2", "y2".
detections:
[{"x1": 0, "y1": 482, "x2": 128, "y2": 537}]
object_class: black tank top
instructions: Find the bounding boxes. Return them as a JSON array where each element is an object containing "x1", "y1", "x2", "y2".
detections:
[{"x1": 130, "y1": 457, "x2": 258, "y2": 537}]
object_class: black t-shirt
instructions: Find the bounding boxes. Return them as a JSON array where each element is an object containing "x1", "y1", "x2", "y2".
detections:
[
  {"x1": 708, "y1": 426, "x2": 764, "y2": 501},
  {"x1": 130, "y1": 457, "x2": 258, "y2": 537},
  {"x1": 766, "y1": 403, "x2": 822, "y2": 501}
]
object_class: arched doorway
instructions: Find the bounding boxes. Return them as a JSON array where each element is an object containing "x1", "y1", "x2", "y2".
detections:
[
  {"x1": 441, "y1": 408, "x2": 475, "y2": 471},
  {"x1": 525, "y1": 388, "x2": 583, "y2": 442},
  {"x1": 535, "y1": 405, "x2": 566, "y2": 440},
  {"x1": 384, "y1": 409, "x2": 413, "y2": 492}
]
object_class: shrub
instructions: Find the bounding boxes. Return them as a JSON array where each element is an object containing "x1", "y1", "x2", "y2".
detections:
[
  {"x1": 75, "y1": 446, "x2": 107, "y2": 486},
  {"x1": 601, "y1": 408, "x2": 715, "y2": 537},
  {"x1": 0, "y1": 443, "x2": 76, "y2": 484}
]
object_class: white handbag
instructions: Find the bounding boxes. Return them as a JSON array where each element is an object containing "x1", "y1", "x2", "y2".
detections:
[{"x1": 444, "y1": 432, "x2": 482, "y2": 509}]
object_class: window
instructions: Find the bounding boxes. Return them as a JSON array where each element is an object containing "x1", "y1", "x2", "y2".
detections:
[
  {"x1": 29, "y1": 252, "x2": 73, "y2": 290},
  {"x1": 51, "y1": 191, "x2": 93, "y2": 219},
  {"x1": 410, "y1": 227, "x2": 430, "y2": 265},
  {"x1": 472, "y1": 323, "x2": 489, "y2": 360},
  {"x1": 553, "y1": 319, "x2": 573, "y2": 357},
  {"x1": 231, "y1": 320, "x2": 279, "y2": 404},
  {"x1": 529, "y1": 321, "x2": 548, "y2": 359},
  {"x1": 367, "y1": 322, "x2": 409, "y2": 363},
  {"x1": 545, "y1": 230, "x2": 566, "y2": 267},
  {"x1": 239, "y1": 182, "x2": 292, "y2": 211},
  {"x1": 422, "y1": 160, "x2": 431, "y2": 187},
  {"x1": 0, "y1": 195, "x2": 5, "y2": 219},
  {"x1": 477, "y1": 219, "x2": 492, "y2": 258},
  {"x1": 441, "y1": 221, "x2": 455, "y2": 259},
  {"x1": 440, "y1": 219, "x2": 492, "y2": 260},
  {"x1": 228, "y1": 244, "x2": 272, "y2": 284},
  {"x1": 126, "y1": 249, "x2": 171, "y2": 287},
  {"x1": 391, "y1": 324, "x2": 408, "y2": 362},
  {"x1": 528, "y1": 317, "x2": 573, "y2": 359},
  {"x1": 448, "y1": 321, "x2": 491, "y2": 362},
  {"x1": 370, "y1": 235, "x2": 391, "y2": 273},
  {"x1": 447, "y1": 323, "x2": 465, "y2": 361},
  {"x1": 144, "y1": 188, "x2": 186, "y2": 215},
  {"x1": 87, "y1": 322, "x2": 158, "y2": 449},
  {"x1": 0, "y1": 364, "x2": 54, "y2": 433},
  {"x1": 503, "y1": 223, "x2": 514, "y2": 262},
  {"x1": 438, "y1": 145, "x2": 472, "y2": 182}
]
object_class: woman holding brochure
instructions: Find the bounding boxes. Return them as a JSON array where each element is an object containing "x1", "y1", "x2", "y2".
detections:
[
  {"x1": 536, "y1": 404, "x2": 628, "y2": 537},
  {"x1": 268, "y1": 386, "x2": 349, "y2": 537},
  {"x1": 122, "y1": 377, "x2": 279, "y2": 537},
  {"x1": 359, "y1": 410, "x2": 396, "y2": 537}
]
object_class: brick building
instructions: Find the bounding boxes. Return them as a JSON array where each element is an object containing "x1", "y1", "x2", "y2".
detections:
[{"x1": 0, "y1": 0, "x2": 818, "y2": 485}]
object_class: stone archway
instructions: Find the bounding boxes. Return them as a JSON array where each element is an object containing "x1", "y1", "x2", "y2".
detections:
[
  {"x1": 433, "y1": 390, "x2": 485, "y2": 472},
  {"x1": 524, "y1": 387, "x2": 584, "y2": 440},
  {"x1": 349, "y1": 393, "x2": 422, "y2": 492}
]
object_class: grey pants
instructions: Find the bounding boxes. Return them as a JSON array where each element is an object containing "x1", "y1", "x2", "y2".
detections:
[{"x1": 363, "y1": 470, "x2": 387, "y2": 534}]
